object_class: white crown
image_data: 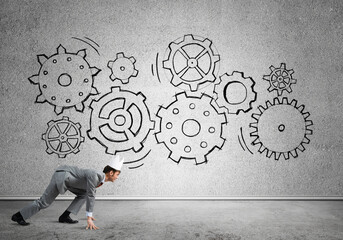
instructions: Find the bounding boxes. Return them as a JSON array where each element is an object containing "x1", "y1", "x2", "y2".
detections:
[{"x1": 109, "y1": 155, "x2": 124, "y2": 171}]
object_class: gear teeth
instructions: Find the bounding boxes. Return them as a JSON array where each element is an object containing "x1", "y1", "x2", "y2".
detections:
[
  {"x1": 306, "y1": 120, "x2": 313, "y2": 127},
  {"x1": 269, "y1": 65, "x2": 276, "y2": 71},
  {"x1": 195, "y1": 155, "x2": 207, "y2": 165},
  {"x1": 184, "y1": 34, "x2": 194, "y2": 42},
  {"x1": 281, "y1": 97, "x2": 288, "y2": 104},
  {"x1": 75, "y1": 103, "x2": 84, "y2": 112},
  {"x1": 273, "y1": 98, "x2": 281, "y2": 105},
  {"x1": 91, "y1": 67, "x2": 101, "y2": 76},
  {"x1": 54, "y1": 106, "x2": 63, "y2": 115},
  {"x1": 36, "y1": 94, "x2": 46, "y2": 103},
  {"x1": 57, "y1": 44, "x2": 66, "y2": 54},
  {"x1": 46, "y1": 148, "x2": 53, "y2": 154},
  {"x1": 290, "y1": 99, "x2": 297, "y2": 107},
  {"x1": 251, "y1": 113, "x2": 261, "y2": 121},
  {"x1": 129, "y1": 56, "x2": 136, "y2": 63},
  {"x1": 213, "y1": 55, "x2": 220, "y2": 62},
  {"x1": 37, "y1": 55, "x2": 48, "y2": 65},
  {"x1": 162, "y1": 60, "x2": 171, "y2": 69},
  {"x1": 28, "y1": 75, "x2": 39, "y2": 84},
  {"x1": 283, "y1": 152, "x2": 290, "y2": 160},
  {"x1": 298, "y1": 144, "x2": 305, "y2": 152},
  {"x1": 107, "y1": 60, "x2": 114, "y2": 68},
  {"x1": 73, "y1": 148, "x2": 80, "y2": 154},
  {"x1": 117, "y1": 52, "x2": 124, "y2": 58},
  {"x1": 42, "y1": 133, "x2": 46, "y2": 140},
  {"x1": 274, "y1": 152, "x2": 281, "y2": 160},
  {"x1": 77, "y1": 49, "x2": 87, "y2": 58},
  {"x1": 290, "y1": 149, "x2": 298, "y2": 158},
  {"x1": 90, "y1": 87, "x2": 98, "y2": 95},
  {"x1": 297, "y1": 105, "x2": 305, "y2": 113}
]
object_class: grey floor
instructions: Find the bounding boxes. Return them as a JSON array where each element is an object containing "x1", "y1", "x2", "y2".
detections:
[{"x1": 1, "y1": 200, "x2": 343, "y2": 240}]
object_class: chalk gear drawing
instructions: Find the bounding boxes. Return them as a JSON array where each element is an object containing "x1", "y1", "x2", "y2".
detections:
[
  {"x1": 28, "y1": 45, "x2": 100, "y2": 115},
  {"x1": 107, "y1": 52, "x2": 138, "y2": 84},
  {"x1": 214, "y1": 71, "x2": 257, "y2": 115},
  {"x1": 163, "y1": 34, "x2": 220, "y2": 91},
  {"x1": 250, "y1": 97, "x2": 313, "y2": 160},
  {"x1": 263, "y1": 63, "x2": 297, "y2": 96},
  {"x1": 42, "y1": 116, "x2": 85, "y2": 158},
  {"x1": 87, "y1": 86, "x2": 154, "y2": 155},
  {"x1": 155, "y1": 92, "x2": 227, "y2": 164}
]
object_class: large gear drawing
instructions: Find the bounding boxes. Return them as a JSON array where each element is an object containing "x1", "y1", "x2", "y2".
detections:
[
  {"x1": 107, "y1": 52, "x2": 138, "y2": 84},
  {"x1": 263, "y1": 63, "x2": 297, "y2": 96},
  {"x1": 28, "y1": 45, "x2": 100, "y2": 115},
  {"x1": 155, "y1": 92, "x2": 227, "y2": 164},
  {"x1": 163, "y1": 34, "x2": 220, "y2": 92},
  {"x1": 42, "y1": 116, "x2": 85, "y2": 158},
  {"x1": 87, "y1": 86, "x2": 155, "y2": 155},
  {"x1": 214, "y1": 71, "x2": 257, "y2": 115},
  {"x1": 249, "y1": 97, "x2": 313, "y2": 160}
]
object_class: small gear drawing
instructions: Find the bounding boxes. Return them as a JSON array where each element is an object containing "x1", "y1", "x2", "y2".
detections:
[
  {"x1": 42, "y1": 116, "x2": 85, "y2": 158},
  {"x1": 214, "y1": 71, "x2": 257, "y2": 115},
  {"x1": 107, "y1": 52, "x2": 138, "y2": 84},
  {"x1": 87, "y1": 86, "x2": 155, "y2": 155},
  {"x1": 263, "y1": 63, "x2": 297, "y2": 96},
  {"x1": 163, "y1": 34, "x2": 220, "y2": 91},
  {"x1": 28, "y1": 45, "x2": 100, "y2": 115},
  {"x1": 249, "y1": 97, "x2": 313, "y2": 160},
  {"x1": 155, "y1": 92, "x2": 227, "y2": 164}
]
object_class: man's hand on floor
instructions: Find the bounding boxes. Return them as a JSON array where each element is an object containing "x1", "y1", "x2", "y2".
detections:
[{"x1": 86, "y1": 216, "x2": 99, "y2": 230}]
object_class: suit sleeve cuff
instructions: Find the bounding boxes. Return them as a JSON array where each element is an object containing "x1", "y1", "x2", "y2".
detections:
[{"x1": 86, "y1": 211, "x2": 93, "y2": 217}]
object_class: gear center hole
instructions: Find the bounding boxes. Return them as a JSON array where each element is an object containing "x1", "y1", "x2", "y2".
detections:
[
  {"x1": 58, "y1": 73, "x2": 72, "y2": 87},
  {"x1": 188, "y1": 58, "x2": 198, "y2": 68},
  {"x1": 120, "y1": 66, "x2": 125, "y2": 71},
  {"x1": 182, "y1": 119, "x2": 201, "y2": 137},
  {"x1": 278, "y1": 124, "x2": 285, "y2": 132},
  {"x1": 114, "y1": 115, "x2": 126, "y2": 126}
]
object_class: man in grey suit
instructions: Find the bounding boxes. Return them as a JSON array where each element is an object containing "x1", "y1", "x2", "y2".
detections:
[{"x1": 11, "y1": 155, "x2": 124, "y2": 230}]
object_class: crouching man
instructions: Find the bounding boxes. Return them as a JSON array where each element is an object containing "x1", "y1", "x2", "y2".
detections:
[{"x1": 11, "y1": 155, "x2": 124, "y2": 230}]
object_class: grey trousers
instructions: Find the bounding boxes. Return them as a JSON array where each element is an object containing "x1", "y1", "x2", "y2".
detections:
[{"x1": 20, "y1": 172, "x2": 87, "y2": 220}]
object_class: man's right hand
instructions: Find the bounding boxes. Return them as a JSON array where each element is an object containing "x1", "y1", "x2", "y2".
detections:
[{"x1": 86, "y1": 216, "x2": 99, "y2": 230}]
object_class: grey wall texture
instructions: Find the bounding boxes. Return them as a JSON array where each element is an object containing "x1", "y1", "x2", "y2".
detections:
[{"x1": 0, "y1": 0, "x2": 342, "y2": 197}]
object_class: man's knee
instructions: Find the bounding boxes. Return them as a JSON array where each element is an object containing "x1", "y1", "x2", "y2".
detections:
[{"x1": 35, "y1": 199, "x2": 52, "y2": 210}]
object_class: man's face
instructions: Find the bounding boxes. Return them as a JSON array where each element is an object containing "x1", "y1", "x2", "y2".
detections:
[{"x1": 108, "y1": 170, "x2": 120, "y2": 182}]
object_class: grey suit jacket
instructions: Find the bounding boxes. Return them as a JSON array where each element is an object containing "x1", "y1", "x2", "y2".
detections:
[{"x1": 55, "y1": 165, "x2": 104, "y2": 213}]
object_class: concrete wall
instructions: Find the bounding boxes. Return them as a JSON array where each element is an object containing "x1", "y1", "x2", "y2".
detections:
[{"x1": 1, "y1": 0, "x2": 342, "y2": 197}]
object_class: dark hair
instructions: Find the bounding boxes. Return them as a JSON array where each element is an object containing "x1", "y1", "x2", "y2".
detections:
[{"x1": 103, "y1": 165, "x2": 120, "y2": 174}]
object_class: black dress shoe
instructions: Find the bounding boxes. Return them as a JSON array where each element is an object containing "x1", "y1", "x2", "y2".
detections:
[
  {"x1": 59, "y1": 215, "x2": 78, "y2": 224},
  {"x1": 11, "y1": 212, "x2": 30, "y2": 226}
]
